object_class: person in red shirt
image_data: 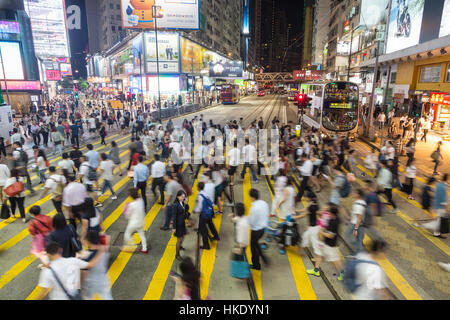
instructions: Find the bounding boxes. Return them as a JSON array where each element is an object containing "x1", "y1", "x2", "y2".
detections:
[{"x1": 28, "y1": 205, "x2": 53, "y2": 265}]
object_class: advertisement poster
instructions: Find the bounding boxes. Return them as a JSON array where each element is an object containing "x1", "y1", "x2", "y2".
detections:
[
  {"x1": 209, "y1": 61, "x2": 243, "y2": 78},
  {"x1": 0, "y1": 105, "x2": 13, "y2": 140},
  {"x1": 360, "y1": 0, "x2": 389, "y2": 27},
  {"x1": 46, "y1": 70, "x2": 61, "y2": 81},
  {"x1": 24, "y1": 0, "x2": 70, "y2": 58},
  {"x1": 0, "y1": 41, "x2": 24, "y2": 80},
  {"x1": 181, "y1": 37, "x2": 226, "y2": 74},
  {"x1": 293, "y1": 70, "x2": 323, "y2": 81},
  {"x1": 121, "y1": 0, "x2": 199, "y2": 30},
  {"x1": 144, "y1": 32, "x2": 179, "y2": 73},
  {"x1": 386, "y1": 0, "x2": 425, "y2": 54},
  {"x1": 60, "y1": 63, "x2": 72, "y2": 76},
  {"x1": 439, "y1": 0, "x2": 450, "y2": 37}
]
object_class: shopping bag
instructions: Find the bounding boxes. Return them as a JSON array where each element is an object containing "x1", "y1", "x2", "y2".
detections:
[
  {"x1": 4, "y1": 181, "x2": 24, "y2": 197},
  {"x1": 0, "y1": 204, "x2": 10, "y2": 219},
  {"x1": 229, "y1": 251, "x2": 250, "y2": 279}
]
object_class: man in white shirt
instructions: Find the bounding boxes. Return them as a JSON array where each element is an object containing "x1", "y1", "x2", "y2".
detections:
[
  {"x1": 296, "y1": 154, "x2": 314, "y2": 201},
  {"x1": 354, "y1": 240, "x2": 393, "y2": 300},
  {"x1": 35, "y1": 242, "x2": 106, "y2": 300},
  {"x1": 376, "y1": 161, "x2": 397, "y2": 213},
  {"x1": 99, "y1": 153, "x2": 117, "y2": 200},
  {"x1": 228, "y1": 140, "x2": 240, "y2": 185},
  {"x1": 151, "y1": 154, "x2": 166, "y2": 204},
  {"x1": 41, "y1": 166, "x2": 67, "y2": 215},
  {"x1": 194, "y1": 141, "x2": 208, "y2": 178},
  {"x1": 240, "y1": 138, "x2": 258, "y2": 182},
  {"x1": 248, "y1": 189, "x2": 269, "y2": 270},
  {"x1": 79, "y1": 155, "x2": 102, "y2": 208},
  {"x1": 377, "y1": 112, "x2": 386, "y2": 130},
  {"x1": 346, "y1": 189, "x2": 367, "y2": 255},
  {"x1": 58, "y1": 153, "x2": 76, "y2": 177},
  {"x1": 194, "y1": 181, "x2": 220, "y2": 250},
  {"x1": 10, "y1": 128, "x2": 23, "y2": 146}
]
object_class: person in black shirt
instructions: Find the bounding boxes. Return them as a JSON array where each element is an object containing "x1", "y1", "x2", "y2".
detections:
[
  {"x1": 70, "y1": 146, "x2": 83, "y2": 171},
  {"x1": 306, "y1": 205, "x2": 344, "y2": 280}
]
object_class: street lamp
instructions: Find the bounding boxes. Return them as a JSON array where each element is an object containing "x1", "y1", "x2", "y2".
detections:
[{"x1": 152, "y1": 5, "x2": 164, "y2": 121}]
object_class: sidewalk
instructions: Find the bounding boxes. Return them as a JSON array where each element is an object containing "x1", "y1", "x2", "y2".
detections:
[{"x1": 359, "y1": 118, "x2": 450, "y2": 178}]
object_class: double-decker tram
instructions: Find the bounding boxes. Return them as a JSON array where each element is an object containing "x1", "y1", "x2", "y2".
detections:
[
  {"x1": 299, "y1": 81, "x2": 359, "y2": 137},
  {"x1": 220, "y1": 84, "x2": 240, "y2": 104}
]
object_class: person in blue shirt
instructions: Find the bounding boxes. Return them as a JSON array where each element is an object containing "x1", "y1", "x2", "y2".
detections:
[
  {"x1": 133, "y1": 155, "x2": 149, "y2": 210},
  {"x1": 434, "y1": 174, "x2": 447, "y2": 212},
  {"x1": 69, "y1": 122, "x2": 82, "y2": 148}
]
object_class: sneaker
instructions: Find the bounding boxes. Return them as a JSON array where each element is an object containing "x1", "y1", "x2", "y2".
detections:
[
  {"x1": 111, "y1": 195, "x2": 118, "y2": 200},
  {"x1": 411, "y1": 222, "x2": 421, "y2": 228},
  {"x1": 94, "y1": 202, "x2": 103, "y2": 208},
  {"x1": 407, "y1": 196, "x2": 415, "y2": 200},
  {"x1": 438, "y1": 262, "x2": 450, "y2": 272},
  {"x1": 391, "y1": 208, "x2": 398, "y2": 214},
  {"x1": 96, "y1": 191, "x2": 102, "y2": 196},
  {"x1": 306, "y1": 268, "x2": 320, "y2": 277},
  {"x1": 253, "y1": 179, "x2": 259, "y2": 183},
  {"x1": 337, "y1": 272, "x2": 344, "y2": 281},
  {"x1": 139, "y1": 249, "x2": 148, "y2": 254}
]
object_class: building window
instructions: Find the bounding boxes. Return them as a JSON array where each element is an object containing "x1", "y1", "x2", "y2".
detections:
[
  {"x1": 112, "y1": 26, "x2": 115, "y2": 32},
  {"x1": 447, "y1": 64, "x2": 450, "y2": 82},
  {"x1": 116, "y1": 15, "x2": 121, "y2": 20},
  {"x1": 116, "y1": 4, "x2": 121, "y2": 10},
  {"x1": 390, "y1": 72, "x2": 397, "y2": 84},
  {"x1": 420, "y1": 65, "x2": 441, "y2": 83},
  {"x1": 110, "y1": 3, "x2": 114, "y2": 9}
]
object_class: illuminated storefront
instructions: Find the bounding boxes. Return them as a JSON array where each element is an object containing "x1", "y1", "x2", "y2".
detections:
[{"x1": 429, "y1": 92, "x2": 450, "y2": 133}]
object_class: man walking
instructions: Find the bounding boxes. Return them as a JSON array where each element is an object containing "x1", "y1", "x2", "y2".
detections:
[
  {"x1": 133, "y1": 156, "x2": 149, "y2": 210},
  {"x1": 248, "y1": 189, "x2": 269, "y2": 270}
]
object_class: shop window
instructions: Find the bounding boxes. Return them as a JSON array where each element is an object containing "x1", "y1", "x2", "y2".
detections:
[
  {"x1": 447, "y1": 64, "x2": 450, "y2": 82},
  {"x1": 420, "y1": 65, "x2": 441, "y2": 83},
  {"x1": 390, "y1": 72, "x2": 397, "y2": 84}
]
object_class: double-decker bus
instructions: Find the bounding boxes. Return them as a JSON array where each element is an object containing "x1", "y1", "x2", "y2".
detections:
[
  {"x1": 220, "y1": 84, "x2": 240, "y2": 104},
  {"x1": 298, "y1": 81, "x2": 360, "y2": 137}
]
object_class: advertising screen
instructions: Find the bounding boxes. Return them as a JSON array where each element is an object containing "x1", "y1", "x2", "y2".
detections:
[
  {"x1": 46, "y1": 70, "x2": 61, "y2": 81},
  {"x1": 386, "y1": 0, "x2": 425, "y2": 54},
  {"x1": 209, "y1": 61, "x2": 243, "y2": 78},
  {"x1": 243, "y1": 0, "x2": 249, "y2": 34},
  {"x1": 121, "y1": 0, "x2": 199, "y2": 30},
  {"x1": 0, "y1": 42, "x2": 24, "y2": 80},
  {"x1": 60, "y1": 63, "x2": 72, "y2": 76},
  {"x1": 147, "y1": 75, "x2": 180, "y2": 93},
  {"x1": 180, "y1": 37, "x2": 225, "y2": 74},
  {"x1": 0, "y1": 80, "x2": 41, "y2": 90},
  {"x1": 144, "y1": 32, "x2": 179, "y2": 73},
  {"x1": 440, "y1": 0, "x2": 450, "y2": 37},
  {"x1": 24, "y1": 0, "x2": 70, "y2": 58}
]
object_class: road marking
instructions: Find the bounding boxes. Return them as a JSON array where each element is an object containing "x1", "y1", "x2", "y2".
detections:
[
  {"x1": 242, "y1": 169, "x2": 263, "y2": 300},
  {"x1": 108, "y1": 164, "x2": 188, "y2": 288},
  {"x1": 263, "y1": 167, "x2": 317, "y2": 300},
  {"x1": 142, "y1": 167, "x2": 203, "y2": 300},
  {"x1": 362, "y1": 235, "x2": 423, "y2": 300},
  {"x1": 356, "y1": 164, "x2": 450, "y2": 256}
]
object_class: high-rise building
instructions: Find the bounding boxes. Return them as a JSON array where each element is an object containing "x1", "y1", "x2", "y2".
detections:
[
  {"x1": 182, "y1": 0, "x2": 241, "y2": 60},
  {"x1": 311, "y1": 0, "x2": 330, "y2": 70},
  {"x1": 86, "y1": 0, "x2": 133, "y2": 54},
  {"x1": 301, "y1": 0, "x2": 314, "y2": 68}
]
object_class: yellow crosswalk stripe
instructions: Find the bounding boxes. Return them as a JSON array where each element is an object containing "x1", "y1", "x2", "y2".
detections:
[
  {"x1": 263, "y1": 165, "x2": 317, "y2": 300},
  {"x1": 142, "y1": 167, "x2": 203, "y2": 300},
  {"x1": 356, "y1": 164, "x2": 450, "y2": 256},
  {"x1": 242, "y1": 170, "x2": 263, "y2": 300},
  {"x1": 108, "y1": 163, "x2": 188, "y2": 288}
]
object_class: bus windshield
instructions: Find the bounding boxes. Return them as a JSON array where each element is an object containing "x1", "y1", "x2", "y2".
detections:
[{"x1": 322, "y1": 82, "x2": 359, "y2": 132}]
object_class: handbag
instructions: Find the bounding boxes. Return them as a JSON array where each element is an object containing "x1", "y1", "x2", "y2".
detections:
[
  {"x1": 0, "y1": 204, "x2": 10, "y2": 219},
  {"x1": 431, "y1": 151, "x2": 439, "y2": 161},
  {"x1": 49, "y1": 267, "x2": 82, "y2": 300},
  {"x1": 229, "y1": 249, "x2": 250, "y2": 279},
  {"x1": 4, "y1": 181, "x2": 24, "y2": 197},
  {"x1": 68, "y1": 224, "x2": 82, "y2": 253}
]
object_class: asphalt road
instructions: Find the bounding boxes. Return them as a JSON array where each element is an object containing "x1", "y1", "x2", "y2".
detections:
[{"x1": 0, "y1": 94, "x2": 448, "y2": 300}]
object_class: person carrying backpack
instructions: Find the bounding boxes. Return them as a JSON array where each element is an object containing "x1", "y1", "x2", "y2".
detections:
[
  {"x1": 41, "y1": 166, "x2": 66, "y2": 215},
  {"x1": 327, "y1": 165, "x2": 351, "y2": 206},
  {"x1": 12, "y1": 142, "x2": 35, "y2": 195},
  {"x1": 194, "y1": 182, "x2": 219, "y2": 251},
  {"x1": 363, "y1": 180, "x2": 385, "y2": 244},
  {"x1": 376, "y1": 161, "x2": 398, "y2": 214},
  {"x1": 343, "y1": 239, "x2": 394, "y2": 300},
  {"x1": 346, "y1": 189, "x2": 367, "y2": 255}
]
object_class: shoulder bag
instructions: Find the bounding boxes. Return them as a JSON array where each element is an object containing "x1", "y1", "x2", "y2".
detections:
[{"x1": 49, "y1": 267, "x2": 82, "y2": 300}]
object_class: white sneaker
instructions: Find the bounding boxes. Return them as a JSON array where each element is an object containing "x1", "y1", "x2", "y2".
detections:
[
  {"x1": 96, "y1": 191, "x2": 102, "y2": 196},
  {"x1": 391, "y1": 208, "x2": 398, "y2": 214},
  {"x1": 438, "y1": 262, "x2": 450, "y2": 272},
  {"x1": 111, "y1": 195, "x2": 118, "y2": 200}
]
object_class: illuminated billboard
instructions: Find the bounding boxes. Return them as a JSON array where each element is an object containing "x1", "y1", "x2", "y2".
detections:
[
  {"x1": 60, "y1": 63, "x2": 72, "y2": 76},
  {"x1": 209, "y1": 61, "x2": 243, "y2": 78},
  {"x1": 181, "y1": 37, "x2": 227, "y2": 74},
  {"x1": 121, "y1": 0, "x2": 199, "y2": 30},
  {"x1": 243, "y1": 0, "x2": 249, "y2": 34},
  {"x1": 46, "y1": 70, "x2": 61, "y2": 81},
  {"x1": 24, "y1": 0, "x2": 70, "y2": 58},
  {"x1": 144, "y1": 32, "x2": 179, "y2": 73},
  {"x1": 0, "y1": 42, "x2": 24, "y2": 80}
]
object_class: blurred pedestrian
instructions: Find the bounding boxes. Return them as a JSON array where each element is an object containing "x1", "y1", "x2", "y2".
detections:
[{"x1": 122, "y1": 187, "x2": 148, "y2": 253}]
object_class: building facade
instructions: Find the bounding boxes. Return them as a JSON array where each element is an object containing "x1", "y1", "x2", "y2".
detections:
[{"x1": 311, "y1": 0, "x2": 330, "y2": 70}]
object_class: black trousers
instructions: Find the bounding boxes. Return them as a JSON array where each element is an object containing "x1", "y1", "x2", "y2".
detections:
[
  {"x1": 296, "y1": 176, "x2": 311, "y2": 201},
  {"x1": 52, "y1": 199, "x2": 63, "y2": 215},
  {"x1": 32, "y1": 133, "x2": 40, "y2": 145},
  {"x1": 151, "y1": 177, "x2": 165, "y2": 203},
  {"x1": 137, "y1": 181, "x2": 147, "y2": 209},
  {"x1": 10, "y1": 196, "x2": 25, "y2": 218},
  {"x1": 421, "y1": 129, "x2": 428, "y2": 142},
  {"x1": 71, "y1": 135, "x2": 79, "y2": 148},
  {"x1": 378, "y1": 188, "x2": 397, "y2": 209},
  {"x1": 250, "y1": 229, "x2": 266, "y2": 268},
  {"x1": 198, "y1": 216, "x2": 219, "y2": 249}
]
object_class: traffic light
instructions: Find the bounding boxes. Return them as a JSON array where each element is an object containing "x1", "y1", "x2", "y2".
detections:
[
  {"x1": 127, "y1": 92, "x2": 131, "y2": 102},
  {"x1": 295, "y1": 93, "x2": 312, "y2": 110},
  {"x1": 74, "y1": 92, "x2": 79, "y2": 99}
]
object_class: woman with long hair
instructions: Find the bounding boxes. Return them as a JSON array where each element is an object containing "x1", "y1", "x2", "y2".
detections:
[{"x1": 172, "y1": 190, "x2": 189, "y2": 260}]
